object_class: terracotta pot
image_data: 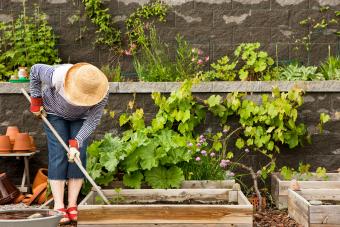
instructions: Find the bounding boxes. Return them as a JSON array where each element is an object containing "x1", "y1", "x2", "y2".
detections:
[
  {"x1": 0, "y1": 135, "x2": 12, "y2": 153},
  {"x1": 0, "y1": 173, "x2": 20, "y2": 205},
  {"x1": 5, "y1": 126, "x2": 19, "y2": 145},
  {"x1": 32, "y1": 168, "x2": 48, "y2": 191},
  {"x1": 13, "y1": 133, "x2": 32, "y2": 152},
  {"x1": 29, "y1": 136, "x2": 36, "y2": 152}
]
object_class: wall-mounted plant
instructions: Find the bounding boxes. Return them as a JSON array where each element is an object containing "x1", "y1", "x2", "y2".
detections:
[
  {"x1": 82, "y1": 0, "x2": 121, "y2": 47},
  {"x1": 125, "y1": 0, "x2": 168, "y2": 46},
  {"x1": 294, "y1": 5, "x2": 339, "y2": 64},
  {"x1": 201, "y1": 43, "x2": 274, "y2": 81},
  {"x1": 0, "y1": 3, "x2": 60, "y2": 81},
  {"x1": 134, "y1": 27, "x2": 207, "y2": 81}
]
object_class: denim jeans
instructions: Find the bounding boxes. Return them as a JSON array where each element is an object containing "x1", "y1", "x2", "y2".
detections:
[{"x1": 43, "y1": 114, "x2": 88, "y2": 180}]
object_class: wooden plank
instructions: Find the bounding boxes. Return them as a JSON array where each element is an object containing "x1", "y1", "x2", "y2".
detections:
[
  {"x1": 272, "y1": 173, "x2": 340, "y2": 209},
  {"x1": 180, "y1": 180, "x2": 235, "y2": 189},
  {"x1": 78, "y1": 205, "x2": 253, "y2": 224},
  {"x1": 310, "y1": 205, "x2": 340, "y2": 225},
  {"x1": 237, "y1": 191, "x2": 252, "y2": 206},
  {"x1": 288, "y1": 189, "x2": 310, "y2": 227},
  {"x1": 78, "y1": 224, "x2": 252, "y2": 227},
  {"x1": 299, "y1": 189, "x2": 340, "y2": 201},
  {"x1": 83, "y1": 189, "x2": 230, "y2": 204},
  {"x1": 108, "y1": 180, "x2": 235, "y2": 189}
]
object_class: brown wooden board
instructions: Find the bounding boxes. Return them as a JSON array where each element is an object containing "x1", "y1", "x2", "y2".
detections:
[
  {"x1": 108, "y1": 180, "x2": 235, "y2": 189},
  {"x1": 78, "y1": 188, "x2": 253, "y2": 226},
  {"x1": 271, "y1": 173, "x2": 340, "y2": 209},
  {"x1": 288, "y1": 189, "x2": 340, "y2": 226}
]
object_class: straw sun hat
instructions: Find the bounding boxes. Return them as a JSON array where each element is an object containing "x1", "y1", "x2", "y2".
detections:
[{"x1": 64, "y1": 63, "x2": 109, "y2": 106}]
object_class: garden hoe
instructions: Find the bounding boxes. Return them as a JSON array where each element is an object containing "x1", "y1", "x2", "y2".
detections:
[{"x1": 21, "y1": 88, "x2": 110, "y2": 205}]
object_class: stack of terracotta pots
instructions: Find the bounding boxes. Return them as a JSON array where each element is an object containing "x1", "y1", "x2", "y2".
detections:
[{"x1": 0, "y1": 126, "x2": 36, "y2": 154}]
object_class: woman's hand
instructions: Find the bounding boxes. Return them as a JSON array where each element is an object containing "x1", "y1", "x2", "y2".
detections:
[
  {"x1": 30, "y1": 97, "x2": 46, "y2": 118},
  {"x1": 68, "y1": 139, "x2": 80, "y2": 163}
]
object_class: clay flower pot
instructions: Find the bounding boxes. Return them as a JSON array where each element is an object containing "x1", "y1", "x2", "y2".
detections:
[
  {"x1": 5, "y1": 126, "x2": 19, "y2": 145},
  {"x1": 13, "y1": 133, "x2": 32, "y2": 152},
  {"x1": 0, "y1": 173, "x2": 20, "y2": 205},
  {"x1": 32, "y1": 168, "x2": 48, "y2": 190},
  {"x1": 29, "y1": 136, "x2": 36, "y2": 152},
  {"x1": 0, "y1": 135, "x2": 12, "y2": 153}
]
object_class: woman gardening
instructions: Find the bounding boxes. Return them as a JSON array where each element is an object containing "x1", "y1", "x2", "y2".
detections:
[{"x1": 29, "y1": 63, "x2": 109, "y2": 224}]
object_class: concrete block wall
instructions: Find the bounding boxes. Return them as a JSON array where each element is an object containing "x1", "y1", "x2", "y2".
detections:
[
  {"x1": 0, "y1": 81, "x2": 339, "y2": 184},
  {"x1": 0, "y1": 0, "x2": 339, "y2": 73}
]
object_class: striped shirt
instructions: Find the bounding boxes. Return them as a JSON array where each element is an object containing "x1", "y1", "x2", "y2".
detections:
[{"x1": 29, "y1": 64, "x2": 109, "y2": 147}]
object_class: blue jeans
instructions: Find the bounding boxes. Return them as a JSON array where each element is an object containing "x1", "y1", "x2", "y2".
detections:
[{"x1": 43, "y1": 114, "x2": 88, "y2": 180}]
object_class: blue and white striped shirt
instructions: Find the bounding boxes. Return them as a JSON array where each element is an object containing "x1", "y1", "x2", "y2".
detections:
[{"x1": 29, "y1": 64, "x2": 109, "y2": 147}]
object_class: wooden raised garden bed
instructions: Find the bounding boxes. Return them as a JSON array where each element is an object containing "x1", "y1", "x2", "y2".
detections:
[
  {"x1": 78, "y1": 187, "x2": 253, "y2": 226},
  {"x1": 108, "y1": 180, "x2": 235, "y2": 189},
  {"x1": 271, "y1": 173, "x2": 340, "y2": 209},
  {"x1": 288, "y1": 189, "x2": 340, "y2": 226}
]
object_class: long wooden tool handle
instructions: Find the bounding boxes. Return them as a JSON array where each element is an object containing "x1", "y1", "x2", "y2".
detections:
[{"x1": 21, "y1": 88, "x2": 110, "y2": 205}]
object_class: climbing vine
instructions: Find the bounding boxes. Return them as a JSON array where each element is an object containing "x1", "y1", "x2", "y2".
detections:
[
  {"x1": 82, "y1": 0, "x2": 121, "y2": 46},
  {"x1": 125, "y1": 0, "x2": 168, "y2": 46}
]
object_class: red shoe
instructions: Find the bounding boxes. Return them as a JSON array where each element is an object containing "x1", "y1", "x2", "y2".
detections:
[
  {"x1": 56, "y1": 208, "x2": 70, "y2": 225},
  {"x1": 67, "y1": 206, "x2": 78, "y2": 222}
]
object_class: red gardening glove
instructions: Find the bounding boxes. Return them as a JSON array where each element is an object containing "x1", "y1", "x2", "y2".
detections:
[
  {"x1": 30, "y1": 97, "x2": 46, "y2": 118},
  {"x1": 68, "y1": 140, "x2": 80, "y2": 163}
]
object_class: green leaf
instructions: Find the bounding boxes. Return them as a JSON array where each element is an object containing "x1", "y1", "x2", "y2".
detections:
[
  {"x1": 145, "y1": 166, "x2": 184, "y2": 189},
  {"x1": 205, "y1": 95, "x2": 222, "y2": 107},
  {"x1": 123, "y1": 171, "x2": 144, "y2": 189},
  {"x1": 280, "y1": 166, "x2": 293, "y2": 180},
  {"x1": 235, "y1": 138, "x2": 245, "y2": 149},
  {"x1": 119, "y1": 113, "x2": 130, "y2": 126},
  {"x1": 320, "y1": 113, "x2": 330, "y2": 124}
]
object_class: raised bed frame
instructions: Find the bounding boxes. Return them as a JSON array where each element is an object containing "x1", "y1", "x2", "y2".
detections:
[
  {"x1": 78, "y1": 188, "x2": 253, "y2": 226},
  {"x1": 271, "y1": 173, "x2": 340, "y2": 209},
  {"x1": 288, "y1": 188, "x2": 340, "y2": 226},
  {"x1": 108, "y1": 180, "x2": 235, "y2": 189}
]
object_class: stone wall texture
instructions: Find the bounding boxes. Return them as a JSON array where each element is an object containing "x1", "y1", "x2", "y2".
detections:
[
  {"x1": 0, "y1": 82, "x2": 339, "y2": 184},
  {"x1": 1, "y1": 0, "x2": 340, "y2": 73}
]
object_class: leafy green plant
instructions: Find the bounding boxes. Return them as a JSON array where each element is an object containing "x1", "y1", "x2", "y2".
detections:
[
  {"x1": 125, "y1": 0, "x2": 168, "y2": 46},
  {"x1": 280, "y1": 163, "x2": 328, "y2": 181},
  {"x1": 295, "y1": 6, "x2": 339, "y2": 64},
  {"x1": 101, "y1": 64, "x2": 122, "y2": 82},
  {"x1": 134, "y1": 27, "x2": 207, "y2": 81},
  {"x1": 201, "y1": 43, "x2": 274, "y2": 81},
  {"x1": 86, "y1": 80, "x2": 330, "y2": 201},
  {"x1": 234, "y1": 43, "x2": 274, "y2": 81},
  {"x1": 82, "y1": 0, "x2": 121, "y2": 46},
  {"x1": 319, "y1": 56, "x2": 340, "y2": 80},
  {"x1": 0, "y1": 3, "x2": 60, "y2": 80},
  {"x1": 278, "y1": 64, "x2": 324, "y2": 81}
]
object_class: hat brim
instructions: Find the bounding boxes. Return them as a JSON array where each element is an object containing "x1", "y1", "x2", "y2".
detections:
[{"x1": 64, "y1": 63, "x2": 108, "y2": 106}]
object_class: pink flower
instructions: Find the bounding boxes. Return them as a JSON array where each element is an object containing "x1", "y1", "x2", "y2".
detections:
[
  {"x1": 130, "y1": 43, "x2": 137, "y2": 50},
  {"x1": 220, "y1": 159, "x2": 229, "y2": 168},
  {"x1": 201, "y1": 150, "x2": 207, "y2": 156},
  {"x1": 197, "y1": 59, "x2": 204, "y2": 65},
  {"x1": 196, "y1": 143, "x2": 201, "y2": 147},
  {"x1": 195, "y1": 156, "x2": 201, "y2": 161},
  {"x1": 205, "y1": 56, "x2": 210, "y2": 62},
  {"x1": 187, "y1": 142, "x2": 193, "y2": 147},
  {"x1": 210, "y1": 152, "x2": 216, "y2": 157},
  {"x1": 124, "y1": 49, "x2": 132, "y2": 56},
  {"x1": 228, "y1": 172, "x2": 235, "y2": 177},
  {"x1": 197, "y1": 49, "x2": 203, "y2": 55}
]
